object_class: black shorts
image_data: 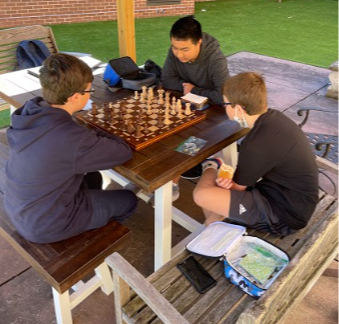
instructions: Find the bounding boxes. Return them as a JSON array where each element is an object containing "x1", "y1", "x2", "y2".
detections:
[{"x1": 229, "y1": 189, "x2": 294, "y2": 236}]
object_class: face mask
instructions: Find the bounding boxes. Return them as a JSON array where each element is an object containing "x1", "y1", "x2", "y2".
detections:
[{"x1": 234, "y1": 108, "x2": 249, "y2": 128}]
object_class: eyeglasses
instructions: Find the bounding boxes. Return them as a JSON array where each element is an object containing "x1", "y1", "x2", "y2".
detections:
[
  {"x1": 81, "y1": 88, "x2": 95, "y2": 95},
  {"x1": 69, "y1": 88, "x2": 95, "y2": 97},
  {"x1": 222, "y1": 102, "x2": 233, "y2": 107}
]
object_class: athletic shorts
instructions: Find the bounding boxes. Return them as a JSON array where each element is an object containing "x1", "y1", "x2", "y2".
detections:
[{"x1": 229, "y1": 189, "x2": 295, "y2": 236}]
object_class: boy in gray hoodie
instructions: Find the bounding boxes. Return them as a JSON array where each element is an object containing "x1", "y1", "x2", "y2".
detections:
[
  {"x1": 4, "y1": 54, "x2": 137, "y2": 243},
  {"x1": 161, "y1": 15, "x2": 229, "y2": 105}
]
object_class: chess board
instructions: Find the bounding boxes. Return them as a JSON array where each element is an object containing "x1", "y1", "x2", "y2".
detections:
[{"x1": 75, "y1": 96, "x2": 206, "y2": 151}]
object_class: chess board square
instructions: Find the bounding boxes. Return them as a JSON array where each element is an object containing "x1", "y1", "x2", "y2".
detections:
[
  {"x1": 126, "y1": 108, "x2": 134, "y2": 114},
  {"x1": 126, "y1": 104, "x2": 135, "y2": 108},
  {"x1": 125, "y1": 114, "x2": 133, "y2": 119},
  {"x1": 126, "y1": 99, "x2": 134, "y2": 103},
  {"x1": 149, "y1": 114, "x2": 158, "y2": 119},
  {"x1": 149, "y1": 120, "x2": 157, "y2": 125},
  {"x1": 148, "y1": 125, "x2": 159, "y2": 132},
  {"x1": 97, "y1": 114, "x2": 104, "y2": 119}
]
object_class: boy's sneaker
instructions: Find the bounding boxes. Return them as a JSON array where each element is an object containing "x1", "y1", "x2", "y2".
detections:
[
  {"x1": 201, "y1": 157, "x2": 223, "y2": 172},
  {"x1": 172, "y1": 183, "x2": 180, "y2": 202},
  {"x1": 181, "y1": 163, "x2": 203, "y2": 179},
  {"x1": 150, "y1": 183, "x2": 180, "y2": 206}
]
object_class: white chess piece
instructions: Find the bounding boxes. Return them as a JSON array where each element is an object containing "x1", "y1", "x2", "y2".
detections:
[
  {"x1": 148, "y1": 87, "x2": 154, "y2": 100},
  {"x1": 147, "y1": 101, "x2": 152, "y2": 115},
  {"x1": 185, "y1": 102, "x2": 192, "y2": 115},
  {"x1": 142, "y1": 86, "x2": 147, "y2": 97},
  {"x1": 177, "y1": 99, "x2": 183, "y2": 118},
  {"x1": 164, "y1": 109, "x2": 171, "y2": 125},
  {"x1": 134, "y1": 91, "x2": 139, "y2": 100},
  {"x1": 176, "y1": 99, "x2": 182, "y2": 113}
]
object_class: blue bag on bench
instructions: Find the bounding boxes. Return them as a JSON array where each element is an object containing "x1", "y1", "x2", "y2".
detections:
[{"x1": 104, "y1": 56, "x2": 156, "y2": 91}]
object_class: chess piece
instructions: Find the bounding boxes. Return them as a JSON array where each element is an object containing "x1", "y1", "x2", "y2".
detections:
[
  {"x1": 156, "y1": 116, "x2": 164, "y2": 128},
  {"x1": 165, "y1": 91, "x2": 171, "y2": 100},
  {"x1": 176, "y1": 100, "x2": 183, "y2": 118},
  {"x1": 127, "y1": 119, "x2": 136, "y2": 134},
  {"x1": 103, "y1": 103, "x2": 110, "y2": 121},
  {"x1": 171, "y1": 104, "x2": 176, "y2": 115},
  {"x1": 91, "y1": 102, "x2": 98, "y2": 115},
  {"x1": 142, "y1": 86, "x2": 147, "y2": 97},
  {"x1": 121, "y1": 117, "x2": 127, "y2": 131},
  {"x1": 164, "y1": 109, "x2": 171, "y2": 125},
  {"x1": 176, "y1": 99, "x2": 182, "y2": 113},
  {"x1": 147, "y1": 101, "x2": 152, "y2": 115},
  {"x1": 185, "y1": 102, "x2": 192, "y2": 115},
  {"x1": 135, "y1": 124, "x2": 143, "y2": 138},
  {"x1": 134, "y1": 91, "x2": 139, "y2": 100},
  {"x1": 143, "y1": 119, "x2": 150, "y2": 134},
  {"x1": 148, "y1": 87, "x2": 154, "y2": 101}
]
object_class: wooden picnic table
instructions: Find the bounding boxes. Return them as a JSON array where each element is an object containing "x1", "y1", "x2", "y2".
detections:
[{"x1": 0, "y1": 66, "x2": 249, "y2": 270}]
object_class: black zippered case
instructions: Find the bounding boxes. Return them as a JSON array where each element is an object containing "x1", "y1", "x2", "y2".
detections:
[{"x1": 106, "y1": 56, "x2": 156, "y2": 90}]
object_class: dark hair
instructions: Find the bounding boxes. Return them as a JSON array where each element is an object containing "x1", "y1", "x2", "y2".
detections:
[
  {"x1": 39, "y1": 53, "x2": 93, "y2": 105},
  {"x1": 222, "y1": 72, "x2": 267, "y2": 115},
  {"x1": 170, "y1": 15, "x2": 203, "y2": 44}
]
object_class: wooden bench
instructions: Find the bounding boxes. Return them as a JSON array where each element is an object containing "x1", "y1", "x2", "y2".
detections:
[
  {"x1": 0, "y1": 141, "x2": 132, "y2": 324},
  {"x1": 0, "y1": 25, "x2": 59, "y2": 75},
  {"x1": 107, "y1": 156, "x2": 338, "y2": 324}
]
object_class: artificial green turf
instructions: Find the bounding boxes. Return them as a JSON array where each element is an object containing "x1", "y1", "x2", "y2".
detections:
[{"x1": 50, "y1": 0, "x2": 338, "y2": 68}]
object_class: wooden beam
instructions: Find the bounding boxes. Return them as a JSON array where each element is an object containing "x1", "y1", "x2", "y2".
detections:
[{"x1": 116, "y1": 0, "x2": 136, "y2": 62}]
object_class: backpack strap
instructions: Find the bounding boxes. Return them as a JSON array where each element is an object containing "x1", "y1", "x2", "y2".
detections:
[
  {"x1": 15, "y1": 40, "x2": 37, "y2": 70},
  {"x1": 29, "y1": 40, "x2": 51, "y2": 65}
]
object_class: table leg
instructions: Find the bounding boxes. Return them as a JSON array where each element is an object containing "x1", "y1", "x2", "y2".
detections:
[{"x1": 154, "y1": 181, "x2": 173, "y2": 271}]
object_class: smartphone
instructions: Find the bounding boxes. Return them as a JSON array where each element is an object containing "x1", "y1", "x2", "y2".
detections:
[{"x1": 177, "y1": 256, "x2": 217, "y2": 294}]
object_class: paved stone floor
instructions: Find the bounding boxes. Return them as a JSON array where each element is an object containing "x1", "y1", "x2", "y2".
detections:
[{"x1": 0, "y1": 52, "x2": 337, "y2": 324}]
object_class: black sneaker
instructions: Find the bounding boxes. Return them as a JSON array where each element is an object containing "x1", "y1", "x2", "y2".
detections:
[{"x1": 181, "y1": 163, "x2": 203, "y2": 179}]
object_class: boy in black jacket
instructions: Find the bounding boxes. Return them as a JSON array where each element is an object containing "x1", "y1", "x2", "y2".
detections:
[{"x1": 4, "y1": 54, "x2": 137, "y2": 243}]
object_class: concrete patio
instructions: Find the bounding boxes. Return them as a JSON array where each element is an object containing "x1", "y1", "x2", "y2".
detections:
[{"x1": 0, "y1": 52, "x2": 337, "y2": 324}]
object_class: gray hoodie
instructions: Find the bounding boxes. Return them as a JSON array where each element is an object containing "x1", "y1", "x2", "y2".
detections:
[
  {"x1": 4, "y1": 97, "x2": 132, "y2": 243},
  {"x1": 161, "y1": 32, "x2": 229, "y2": 105}
]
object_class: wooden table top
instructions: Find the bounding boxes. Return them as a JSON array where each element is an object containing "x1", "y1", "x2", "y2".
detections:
[{"x1": 0, "y1": 69, "x2": 249, "y2": 193}]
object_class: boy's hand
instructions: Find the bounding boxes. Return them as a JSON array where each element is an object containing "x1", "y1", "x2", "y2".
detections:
[
  {"x1": 216, "y1": 177, "x2": 233, "y2": 189},
  {"x1": 182, "y1": 82, "x2": 195, "y2": 94}
]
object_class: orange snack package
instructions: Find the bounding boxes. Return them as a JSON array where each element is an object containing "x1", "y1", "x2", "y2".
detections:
[{"x1": 218, "y1": 164, "x2": 234, "y2": 180}]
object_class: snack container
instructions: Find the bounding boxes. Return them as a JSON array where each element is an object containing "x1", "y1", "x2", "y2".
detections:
[{"x1": 186, "y1": 222, "x2": 290, "y2": 298}]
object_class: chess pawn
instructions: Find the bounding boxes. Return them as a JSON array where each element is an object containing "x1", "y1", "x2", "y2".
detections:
[
  {"x1": 171, "y1": 96, "x2": 176, "y2": 106},
  {"x1": 156, "y1": 114, "x2": 164, "y2": 128},
  {"x1": 176, "y1": 99, "x2": 182, "y2": 113},
  {"x1": 148, "y1": 87, "x2": 154, "y2": 100},
  {"x1": 134, "y1": 91, "x2": 139, "y2": 100},
  {"x1": 165, "y1": 91, "x2": 171, "y2": 99},
  {"x1": 164, "y1": 109, "x2": 171, "y2": 125},
  {"x1": 170, "y1": 103, "x2": 176, "y2": 115},
  {"x1": 103, "y1": 103, "x2": 110, "y2": 121},
  {"x1": 135, "y1": 124, "x2": 143, "y2": 138},
  {"x1": 147, "y1": 101, "x2": 152, "y2": 115},
  {"x1": 142, "y1": 86, "x2": 147, "y2": 97},
  {"x1": 127, "y1": 119, "x2": 136, "y2": 134},
  {"x1": 177, "y1": 101, "x2": 184, "y2": 118},
  {"x1": 143, "y1": 119, "x2": 150, "y2": 134},
  {"x1": 185, "y1": 102, "x2": 192, "y2": 115},
  {"x1": 158, "y1": 93, "x2": 164, "y2": 105},
  {"x1": 91, "y1": 102, "x2": 98, "y2": 115},
  {"x1": 121, "y1": 117, "x2": 127, "y2": 131}
]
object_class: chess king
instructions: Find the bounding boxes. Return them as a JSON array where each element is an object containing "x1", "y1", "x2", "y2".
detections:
[{"x1": 4, "y1": 53, "x2": 137, "y2": 243}]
